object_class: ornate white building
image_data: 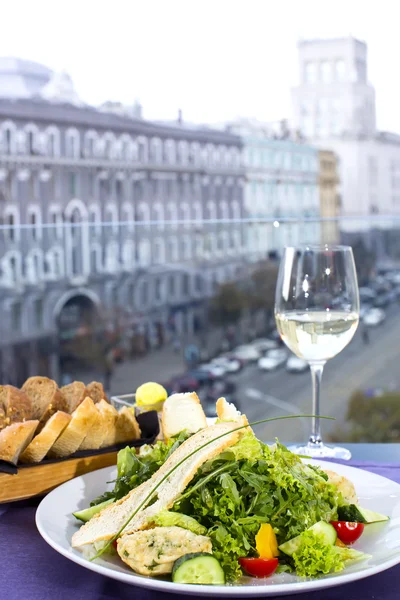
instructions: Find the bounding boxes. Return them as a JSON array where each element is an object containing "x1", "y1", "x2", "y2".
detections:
[{"x1": 0, "y1": 58, "x2": 245, "y2": 385}]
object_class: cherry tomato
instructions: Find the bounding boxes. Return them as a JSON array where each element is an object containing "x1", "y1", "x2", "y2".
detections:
[
  {"x1": 239, "y1": 557, "x2": 279, "y2": 578},
  {"x1": 112, "y1": 540, "x2": 118, "y2": 550},
  {"x1": 331, "y1": 521, "x2": 365, "y2": 545}
]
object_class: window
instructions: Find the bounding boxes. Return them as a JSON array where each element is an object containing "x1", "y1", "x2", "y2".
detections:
[
  {"x1": 335, "y1": 60, "x2": 345, "y2": 81},
  {"x1": 168, "y1": 275, "x2": 176, "y2": 297},
  {"x1": 115, "y1": 179, "x2": 124, "y2": 201},
  {"x1": 33, "y1": 298, "x2": 43, "y2": 329},
  {"x1": 304, "y1": 61, "x2": 316, "y2": 83},
  {"x1": 168, "y1": 237, "x2": 179, "y2": 261},
  {"x1": 27, "y1": 130, "x2": 36, "y2": 155},
  {"x1": 68, "y1": 172, "x2": 78, "y2": 197},
  {"x1": 182, "y1": 235, "x2": 191, "y2": 260},
  {"x1": 28, "y1": 208, "x2": 41, "y2": 241},
  {"x1": 137, "y1": 137, "x2": 148, "y2": 162},
  {"x1": 320, "y1": 61, "x2": 331, "y2": 83},
  {"x1": 66, "y1": 130, "x2": 80, "y2": 159},
  {"x1": 84, "y1": 132, "x2": 97, "y2": 157},
  {"x1": 178, "y1": 141, "x2": 188, "y2": 164},
  {"x1": 11, "y1": 302, "x2": 22, "y2": 332},
  {"x1": 138, "y1": 239, "x2": 151, "y2": 266},
  {"x1": 139, "y1": 281, "x2": 149, "y2": 306},
  {"x1": 154, "y1": 239, "x2": 165, "y2": 263},
  {"x1": 153, "y1": 203, "x2": 164, "y2": 230}
]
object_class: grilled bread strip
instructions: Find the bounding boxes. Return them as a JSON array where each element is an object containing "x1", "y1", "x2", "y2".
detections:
[
  {"x1": 19, "y1": 411, "x2": 71, "y2": 463},
  {"x1": 72, "y1": 419, "x2": 246, "y2": 549},
  {"x1": 0, "y1": 420, "x2": 39, "y2": 463},
  {"x1": 48, "y1": 397, "x2": 99, "y2": 458},
  {"x1": 161, "y1": 392, "x2": 207, "y2": 440}
]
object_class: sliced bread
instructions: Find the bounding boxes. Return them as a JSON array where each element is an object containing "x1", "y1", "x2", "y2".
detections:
[
  {"x1": 78, "y1": 403, "x2": 105, "y2": 451},
  {"x1": 161, "y1": 392, "x2": 207, "y2": 440},
  {"x1": 48, "y1": 397, "x2": 99, "y2": 458},
  {"x1": 86, "y1": 381, "x2": 108, "y2": 404},
  {"x1": 115, "y1": 406, "x2": 141, "y2": 444},
  {"x1": 0, "y1": 420, "x2": 39, "y2": 464},
  {"x1": 22, "y1": 377, "x2": 68, "y2": 423},
  {"x1": 97, "y1": 400, "x2": 118, "y2": 448},
  {"x1": 61, "y1": 381, "x2": 88, "y2": 413},
  {"x1": 72, "y1": 421, "x2": 245, "y2": 548},
  {"x1": 0, "y1": 385, "x2": 33, "y2": 429},
  {"x1": 19, "y1": 411, "x2": 71, "y2": 463}
]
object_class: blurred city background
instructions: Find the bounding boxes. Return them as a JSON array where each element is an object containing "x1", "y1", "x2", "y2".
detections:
[{"x1": 0, "y1": 0, "x2": 399, "y2": 443}]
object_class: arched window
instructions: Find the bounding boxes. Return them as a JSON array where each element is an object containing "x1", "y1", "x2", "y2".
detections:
[
  {"x1": 2, "y1": 251, "x2": 21, "y2": 285},
  {"x1": 153, "y1": 238, "x2": 165, "y2": 264},
  {"x1": 178, "y1": 140, "x2": 188, "y2": 164},
  {"x1": 3, "y1": 206, "x2": 20, "y2": 242},
  {"x1": 65, "y1": 128, "x2": 80, "y2": 159},
  {"x1": 1, "y1": 121, "x2": 16, "y2": 154},
  {"x1": 46, "y1": 126, "x2": 60, "y2": 157},
  {"x1": 120, "y1": 134, "x2": 132, "y2": 161},
  {"x1": 150, "y1": 138, "x2": 162, "y2": 163},
  {"x1": 104, "y1": 132, "x2": 116, "y2": 159},
  {"x1": 166, "y1": 202, "x2": 178, "y2": 225},
  {"x1": 136, "y1": 202, "x2": 150, "y2": 232},
  {"x1": 232, "y1": 200, "x2": 241, "y2": 220},
  {"x1": 84, "y1": 130, "x2": 98, "y2": 158},
  {"x1": 181, "y1": 202, "x2": 190, "y2": 228},
  {"x1": 182, "y1": 235, "x2": 192, "y2": 260},
  {"x1": 88, "y1": 203, "x2": 101, "y2": 235},
  {"x1": 138, "y1": 239, "x2": 151, "y2": 267},
  {"x1": 206, "y1": 201, "x2": 216, "y2": 221},
  {"x1": 24, "y1": 124, "x2": 39, "y2": 155},
  {"x1": 220, "y1": 201, "x2": 229, "y2": 220},
  {"x1": 25, "y1": 249, "x2": 44, "y2": 284},
  {"x1": 48, "y1": 205, "x2": 63, "y2": 240},
  {"x1": 121, "y1": 202, "x2": 134, "y2": 232},
  {"x1": 46, "y1": 247, "x2": 65, "y2": 279},
  {"x1": 89, "y1": 244, "x2": 102, "y2": 274},
  {"x1": 168, "y1": 237, "x2": 179, "y2": 262},
  {"x1": 105, "y1": 241, "x2": 119, "y2": 272},
  {"x1": 195, "y1": 233, "x2": 203, "y2": 257},
  {"x1": 218, "y1": 231, "x2": 228, "y2": 254},
  {"x1": 193, "y1": 202, "x2": 202, "y2": 224},
  {"x1": 122, "y1": 240, "x2": 135, "y2": 269},
  {"x1": 137, "y1": 137, "x2": 148, "y2": 163},
  {"x1": 153, "y1": 203, "x2": 165, "y2": 230},
  {"x1": 189, "y1": 142, "x2": 200, "y2": 165},
  {"x1": 164, "y1": 139, "x2": 176, "y2": 164},
  {"x1": 27, "y1": 206, "x2": 42, "y2": 241},
  {"x1": 105, "y1": 203, "x2": 118, "y2": 233}
]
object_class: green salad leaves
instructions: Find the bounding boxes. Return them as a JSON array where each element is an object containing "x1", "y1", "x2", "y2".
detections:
[{"x1": 90, "y1": 430, "x2": 191, "y2": 506}]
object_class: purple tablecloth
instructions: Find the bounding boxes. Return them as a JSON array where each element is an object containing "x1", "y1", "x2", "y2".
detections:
[{"x1": 2, "y1": 460, "x2": 400, "y2": 600}]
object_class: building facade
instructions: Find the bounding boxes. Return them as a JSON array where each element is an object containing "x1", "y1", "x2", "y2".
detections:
[
  {"x1": 292, "y1": 36, "x2": 400, "y2": 257},
  {"x1": 226, "y1": 119, "x2": 320, "y2": 260},
  {"x1": 318, "y1": 150, "x2": 340, "y2": 244},
  {"x1": 0, "y1": 59, "x2": 246, "y2": 385}
]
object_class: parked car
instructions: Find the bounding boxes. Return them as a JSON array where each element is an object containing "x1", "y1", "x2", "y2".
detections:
[
  {"x1": 211, "y1": 356, "x2": 242, "y2": 373},
  {"x1": 186, "y1": 369, "x2": 216, "y2": 385},
  {"x1": 374, "y1": 293, "x2": 391, "y2": 308},
  {"x1": 286, "y1": 356, "x2": 308, "y2": 373},
  {"x1": 201, "y1": 380, "x2": 238, "y2": 417},
  {"x1": 165, "y1": 375, "x2": 200, "y2": 394},
  {"x1": 359, "y1": 286, "x2": 377, "y2": 303},
  {"x1": 267, "y1": 329, "x2": 284, "y2": 346},
  {"x1": 258, "y1": 348, "x2": 288, "y2": 371},
  {"x1": 362, "y1": 307, "x2": 386, "y2": 326},
  {"x1": 232, "y1": 345, "x2": 261, "y2": 362},
  {"x1": 250, "y1": 338, "x2": 279, "y2": 352},
  {"x1": 199, "y1": 363, "x2": 227, "y2": 378}
]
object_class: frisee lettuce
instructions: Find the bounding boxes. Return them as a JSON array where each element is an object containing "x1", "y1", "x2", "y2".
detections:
[{"x1": 172, "y1": 438, "x2": 342, "y2": 581}]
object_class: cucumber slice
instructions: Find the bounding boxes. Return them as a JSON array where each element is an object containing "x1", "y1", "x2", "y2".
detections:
[
  {"x1": 73, "y1": 498, "x2": 114, "y2": 522},
  {"x1": 279, "y1": 521, "x2": 337, "y2": 557},
  {"x1": 172, "y1": 553, "x2": 225, "y2": 585},
  {"x1": 337, "y1": 504, "x2": 389, "y2": 524}
]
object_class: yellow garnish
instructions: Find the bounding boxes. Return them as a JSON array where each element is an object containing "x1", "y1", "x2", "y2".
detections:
[
  {"x1": 136, "y1": 382, "x2": 168, "y2": 407},
  {"x1": 255, "y1": 523, "x2": 279, "y2": 559}
]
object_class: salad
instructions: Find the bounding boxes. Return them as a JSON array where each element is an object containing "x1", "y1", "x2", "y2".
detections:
[{"x1": 71, "y1": 392, "x2": 389, "y2": 585}]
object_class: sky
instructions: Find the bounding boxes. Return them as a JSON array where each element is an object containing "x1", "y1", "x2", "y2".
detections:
[{"x1": 1, "y1": 0, "x2": 399, "y2": 131}]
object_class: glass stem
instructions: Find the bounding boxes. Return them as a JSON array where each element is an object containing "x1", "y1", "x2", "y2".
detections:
[{"x1": 308, "y1": 362, "x2": 325, "y2": 447}]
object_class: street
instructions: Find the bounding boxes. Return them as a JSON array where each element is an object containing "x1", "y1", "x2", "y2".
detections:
[{"x1": 235, "y1": 302, "x2": 400, "y2": 443}]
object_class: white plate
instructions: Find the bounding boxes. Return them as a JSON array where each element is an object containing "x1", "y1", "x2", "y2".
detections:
[{"x1": 36, "y1": 460, "x2": 400, "y2": 597}]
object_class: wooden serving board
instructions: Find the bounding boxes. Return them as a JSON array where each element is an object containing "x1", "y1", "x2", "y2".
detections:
[{"x1": 0, "y1": 451, "x2": 118, "y2": 503}]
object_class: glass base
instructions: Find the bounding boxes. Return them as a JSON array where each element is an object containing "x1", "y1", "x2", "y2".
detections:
[{"x1": 288, "y1": 442, "x2": 352, "y2": 460}]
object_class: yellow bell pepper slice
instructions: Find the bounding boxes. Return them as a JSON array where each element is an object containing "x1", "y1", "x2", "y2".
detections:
[{"x1": 255, "y1": 523, "x2": 279, "y2": 559}]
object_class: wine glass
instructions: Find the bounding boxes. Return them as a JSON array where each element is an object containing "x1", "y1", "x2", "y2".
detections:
[{"x1": 275, "y1": 244, "x2": 360, "y2": 459}]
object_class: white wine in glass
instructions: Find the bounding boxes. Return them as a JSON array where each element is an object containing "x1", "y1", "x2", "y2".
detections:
[{"x1": 275, "y1": 245, "x2": 360, "y2": 459}]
